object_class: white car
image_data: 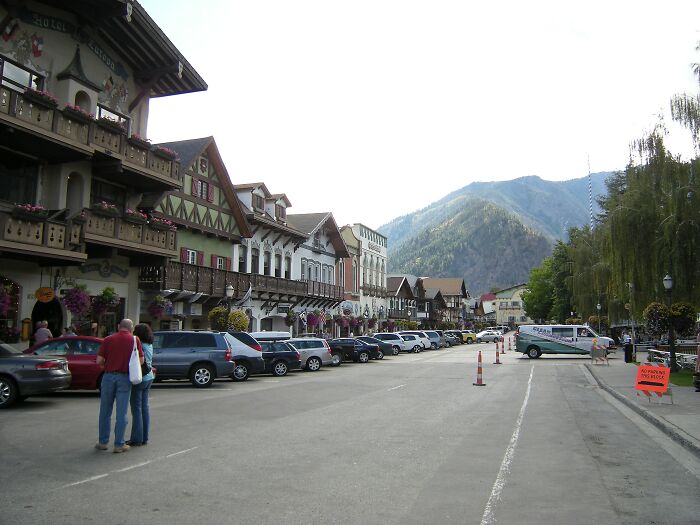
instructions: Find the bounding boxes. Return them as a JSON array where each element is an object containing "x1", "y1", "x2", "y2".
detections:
[
  {"x1": 373, "y1": 332, "x2": 410, "y2": 354},
  {"x1": 476, "y1": 330, "x2": 503, "y2": 343},
  {"x1": 399, "y1": 334, "x2": 423, "y2": 353},
  {"x1": 399, "y1": 331, "x2": 431, "y2": 349}
]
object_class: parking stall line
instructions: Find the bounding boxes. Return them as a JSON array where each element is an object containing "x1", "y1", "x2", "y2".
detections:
[{"x1": 388, "y1": 384, "x2": 406, "y2": 391}]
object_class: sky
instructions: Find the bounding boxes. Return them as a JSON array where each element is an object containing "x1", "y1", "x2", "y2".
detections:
[{"x1": 142, "y1": 0, "x2": 700, "y2": 230}]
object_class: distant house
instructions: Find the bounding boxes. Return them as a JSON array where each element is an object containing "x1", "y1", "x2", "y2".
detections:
[
  {"x1": 495, "y1": 284, "x2": 531, "y2": 327},
  {"x1": 476, "y1": 293, "x2": 497, "y2": 324},
  {"x1": 421, "y1": 278, "x2": 471, "y2": 328}
]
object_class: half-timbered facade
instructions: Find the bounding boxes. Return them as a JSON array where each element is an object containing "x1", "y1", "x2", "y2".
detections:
[
  {"x1": 0, "y1": 1, "x2": 206, "y2": 342},
  {"x1": 421, "y1": 278, "x2": 471, "y2": 328}
]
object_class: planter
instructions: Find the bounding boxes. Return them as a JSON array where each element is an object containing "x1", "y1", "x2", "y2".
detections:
[
  {"x1": 62, "y1": 107, "x2": 94, "y2": 124},
  {"x1": 22, "y1": 89, "x2": 58, "y2": 109},
  {"x1": 153, "y1": 147, "x2": 179, "y2": 161},
  {"x1": 123, "y1": 214, "x2": 147, "y2": 225},
  {"x1": 127, "y1": 136, "x2": 151, "y2": 149},
  {"x1": 95, "y1": 118, "x2": 126, "y2": 135},
  {"x1": 91, "y1": 204, "x2": 120, "y2": 218},
  {"x1": 11, "y1": 207, "x2": 48, "y2": 221}
]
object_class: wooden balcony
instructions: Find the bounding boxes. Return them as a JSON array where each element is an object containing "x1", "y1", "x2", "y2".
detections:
[
  {"x1": 0, "y1": 210, "x2": 87, "y2": 264},
  {"x1": 0, "y1": 87, "x2": 181, "y2": 190},
  {"x1": 139, "y1": 262, "x2": 344, "y2": 305},
  {"x1": 388, "y1": 309, "x2": 409, "y2": 320},
  {"x1": 83, "y1": 210, "x2": 177, "y2": 258}
]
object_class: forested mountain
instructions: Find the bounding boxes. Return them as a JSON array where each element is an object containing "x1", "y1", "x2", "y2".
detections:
[
  {"x1": 380, "y1": 173, "x2": 612, "y2": 294},
  {"x1": 381, "y1": 173, "x2": 610, "y2": 249}
]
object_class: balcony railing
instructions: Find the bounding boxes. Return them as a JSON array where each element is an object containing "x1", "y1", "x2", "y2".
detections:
[
  {"x1": 139, "y1": 261, "x2": 344, "y2": 301},
  {"x1": 0, "y1": 210, "x2": 86, "y2": 262},
  {"x1": 83, "y1": 210, "x2": 177, "y2": 257},
  {"x1": 0, "y1": 87, "x2": 181, "y2": 188}
]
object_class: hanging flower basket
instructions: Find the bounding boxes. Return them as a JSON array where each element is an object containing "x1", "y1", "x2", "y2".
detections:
[
  {"x1": 284, "y1": 311, "x2": 297, "y2": 326},
  {"x1": 0, "y1": 287, "x2": 11, "y2": 317},
  {"x1": 91, "y1": 201, "x2": 120, "y2": 217},
  {"x1": 368, "y1": 317, "x2": 377, "y2": 329},
  {"x1": 350, "y1": 316, "x2": 361, "y2": 328},
  {"x1": 61, "y1": 285, "x2": 91, "y2": 318},
  {"x1": 92, "y1": 287, "x2": 120, "y2": 316},
  {"x1": 23, "y1": 88, "x2": 58, "y2": 108},
  {"x1": 147, "y1": 295, "x2": 173, "y2": 319},
  {"x1": 11, "y1": 203, "x2": 48, "y2": 221},
  {"x1": 307, "y1": 312, "x2": 319, "y2": 328}
]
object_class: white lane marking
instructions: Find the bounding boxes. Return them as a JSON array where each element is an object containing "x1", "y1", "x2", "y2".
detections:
[
  {"x1": 480, "y1": 365, "x2": 534, "y2": 525},
  {"x1": 58, "y1": 474, "x2": 108, "y2": 489},
  {"x1": 388, "y1": 384, "x2": 406, "y2": 391},
  {"x1": 166, "y1": 446, "x2": 198, "y2": 458},
  {"x1": 56, "y1": 447, "x2": 198, "y2": 490}
]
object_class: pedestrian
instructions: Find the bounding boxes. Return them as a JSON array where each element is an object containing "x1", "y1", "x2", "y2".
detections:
[
  {"x1": 65, "y1": 325, "x2": 77, "y2": 337},
  {"x1": 34, "y1": 320, "x2": 52, "y2": 344},
  {"x1": 128, "y1": 323, "x2": 154, "y2": 447},
  {"x1": 95, "y1": 319, "x2": 143, "y2": 453}
]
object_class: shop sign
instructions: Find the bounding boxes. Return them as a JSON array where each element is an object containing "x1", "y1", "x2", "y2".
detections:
[{"x1": 35, "y1": 287, "x2": 55, "y2": 303}]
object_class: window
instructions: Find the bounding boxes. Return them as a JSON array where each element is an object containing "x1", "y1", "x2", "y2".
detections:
[
  {"x1": 499, "y1": 301, "x2": 508, "y2": 308},
  {"x1": 313, "y1": 232, "x2": 321, "y2": 249},
  {"x1": 238, "y1": 245, "x2": 247, "y2": 273},
  {"x1": 253, "y1": 194, "x2": 264, "y2": 210},
  {"x1": 251, "y1": 248, "x2": 260, "y2": 274},
  {"x1": 352, "y1": 260, "x2": 358, "y2": 292},
  {"x1": 276, "y1": 204, "x2": 286, "y2": 221},
  {"x1": 284, "y1": 257, "x2": 291, "y2": 279},
  {"x1": 96, "y1": 104, "x2": 130, "y2": 131},
  {"x1": 91, "y1": 179, "x2": 126, "y2": 210},
  {"x1": 0, "y1": 152, "x2": 38, "y2": 205},
  {"x1": 274, "y1": 254, "x2": 282, "y2": 278},
  {"x1": 189, "y1": 333, "x2": 217, "y2": 348},
  {"x1": 511, "y1": 301, "x2": 520, "y2": 308},
  {"x1": 301, "y1": 259, "x2": 307, "y2": 280},
  {"x1": 0, "y1": 57, "x2": 43, "y2": 92},
  {"x1": 552, "y1": 327, "x2": 574, "y2": 339},
  {"x1": 186, "y1": 249, "x2": 197, "y2": 265},
  {"x1": 216, "y1": 256, "x2": 225, "y2": 270},
  {"x1": 193, "y1": 179, "x2": 209, "y2": 199},
  {"x1": 263, "y1": 251, "x2": 271, "y2": 275}
]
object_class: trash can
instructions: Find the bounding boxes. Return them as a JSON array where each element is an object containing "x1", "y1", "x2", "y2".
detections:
[{"x1": 624, "y1": 343, "x2": 633, "y2": 363}]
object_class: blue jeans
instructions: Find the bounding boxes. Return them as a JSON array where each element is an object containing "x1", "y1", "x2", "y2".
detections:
[
  {"x1": 98, "y1": 373, "x2": 132, "y2": 447},
  {"x1": 129, "y1": 378, "x2": 152, "y2": 444}
]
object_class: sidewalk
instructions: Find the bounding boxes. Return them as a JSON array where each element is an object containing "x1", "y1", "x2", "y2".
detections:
[{"x1": 586, "y1": 352, "x2": 700, "y2": 460}]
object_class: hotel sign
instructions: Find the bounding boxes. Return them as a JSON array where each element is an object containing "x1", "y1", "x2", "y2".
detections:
[{"x1": 367, "y1": 242, "x2": 382, "y2": 253}]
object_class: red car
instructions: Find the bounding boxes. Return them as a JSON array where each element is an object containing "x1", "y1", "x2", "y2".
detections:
[{"x1": 25, "y1": 336, "x2": 104, "y2": 390}]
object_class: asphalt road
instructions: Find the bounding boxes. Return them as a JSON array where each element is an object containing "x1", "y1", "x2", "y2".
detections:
[{"x1": 1, "y1": 344, "x2": 699, "y2": 525}]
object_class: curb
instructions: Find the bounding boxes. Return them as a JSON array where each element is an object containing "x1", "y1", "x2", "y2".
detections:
[{"x1": 585, "y1": 364, "x2": 700, "y2": 461}]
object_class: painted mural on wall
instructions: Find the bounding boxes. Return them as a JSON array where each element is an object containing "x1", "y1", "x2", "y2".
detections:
[
  {"x1": 1, "y1": 23, "x2": 47, "y2": 78},
  {"x1": 99, "y1": 74, "x2": 128, "y2": 113}
]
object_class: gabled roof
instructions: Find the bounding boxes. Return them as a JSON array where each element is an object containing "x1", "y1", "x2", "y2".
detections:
[
  {"x1": 421, "y1": 278, "x2": 468, "y2": 298},
  {"x1": 495, "y1": 283, "x2": 527, "y2": 297},
  {"x1": 237, "y1": 201, "x2": 307, "y2": 239},
  {"x1": 386, "y1": 276, "x2": 415, "y2": 298},
  {"x1": 154, "y1": 136, "x2": 251, "y2": 238},
  {"x1": 269, "y1": 193, "x2": 292, "y2": 207},
  {"x1": 425, "y1": 288, "x2": 447, "y2": 308},
  {"x1": 287, "y1": 212, "x2": 349, "y2": 258},
  {"x1": 480, "y1": 293, "x2": 497, "y2": 302},
  {"x1": 233, "y1": 182, "x2": 271, "y2": 197}
]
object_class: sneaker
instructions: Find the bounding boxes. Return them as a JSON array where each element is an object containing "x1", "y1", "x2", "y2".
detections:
[
  {"x1": 112, "y1": 444, "x2": 131, "y2": 453},
  {"x1": 94, "y1": 443, "x2": 108, "y2": 451},
  {"x1": 126, "y1": 441, "x2": 143, "y2": 447}
]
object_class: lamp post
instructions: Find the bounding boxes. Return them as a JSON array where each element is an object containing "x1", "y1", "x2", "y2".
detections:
[
  {"x1": 662, "y1": 274, "x2": 678, "y2": 372},
  {"x1": 225, "y1": 284, "x2": 234, "y2": 314},
  {"x1": 596, "y1": 303, "x2": 601, "y2": 334}
]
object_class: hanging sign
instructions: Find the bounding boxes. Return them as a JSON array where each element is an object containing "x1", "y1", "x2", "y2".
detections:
[{"x1": 35, "y1": 287, "x2": 55, "y2": 303}]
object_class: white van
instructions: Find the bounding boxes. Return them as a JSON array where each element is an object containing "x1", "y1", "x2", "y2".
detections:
[
  {"x1": 249, "y1": 331, "x2": 292, "y2": 342},
  {"x1": 515, "y1": 325, "x2": 614, "y2": 358}
]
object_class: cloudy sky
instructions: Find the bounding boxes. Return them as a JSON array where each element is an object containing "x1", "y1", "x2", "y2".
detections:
[{"x1": 142, "y1": 0, "x2": 700, "y2": 230}]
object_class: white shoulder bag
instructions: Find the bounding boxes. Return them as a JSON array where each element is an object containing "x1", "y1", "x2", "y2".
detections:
[{"x1": 128, "y1": 336, "x2": 143, "y2": 385}]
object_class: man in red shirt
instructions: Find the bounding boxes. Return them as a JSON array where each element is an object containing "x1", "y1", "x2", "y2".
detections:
[{"x1": 95, "y1": 319, "x2": 143, "y2": 453}]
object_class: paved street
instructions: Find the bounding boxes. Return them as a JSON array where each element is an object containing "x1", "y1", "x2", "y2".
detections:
[{"x1": 2, "y1": 345, "x2": 699, "y2": 525}]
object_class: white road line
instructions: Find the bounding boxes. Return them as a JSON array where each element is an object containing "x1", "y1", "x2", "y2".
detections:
[
  {"x1": 388, "y1": 384, "x2": 406, "y2": 391},
  {"x1": 480, "y1": 365, "x2": 534, "y2": 525},
  {"x1": 113, "y1": 461, "x2": 153, "y2": 473},
  {"x1": 58, "y1": 474, "x2": 108, "y2": 489},
  {"x1": 166, "y1": 446, "x2": 198, "y2": 458}
]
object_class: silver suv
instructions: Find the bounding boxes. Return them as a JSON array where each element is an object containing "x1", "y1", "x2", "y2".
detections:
[{"x1": 286, "y1": 338, "x2": 334, "y2": 371}]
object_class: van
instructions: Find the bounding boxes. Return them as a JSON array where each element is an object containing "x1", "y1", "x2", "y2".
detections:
[
  {"x1": 515, "y1": 325, "x2": 614, "y2": 358},
  {"x1": 249, "y1": 331, "x2": 292, "y2": 342}
]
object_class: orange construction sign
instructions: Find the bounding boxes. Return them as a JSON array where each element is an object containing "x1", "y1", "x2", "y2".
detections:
[{"x1": 635, "y1": 365, "x2": 670, "y2": 393}]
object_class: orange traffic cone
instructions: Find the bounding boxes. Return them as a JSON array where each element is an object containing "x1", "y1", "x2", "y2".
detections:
[
  {"x1": 508, "y1": 337, "x2": 512, "y2": 353},
  {"x1": 473, "y1": 350, "x2": 486, "y2": 386},
  {"x1": 501, "y1": 339, "x2": 505, "y2": 353},
  {"x1": 494, "y1": 348, "x2": 501, "y2": 364}
]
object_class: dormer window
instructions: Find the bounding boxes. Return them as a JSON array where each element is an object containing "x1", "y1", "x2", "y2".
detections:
[
  {"x1": 252, "y1": 193, "x2": 264, "y2": 211},
  {"x1": 275, "y1": 204, "x2": 286, "y2": 221}
]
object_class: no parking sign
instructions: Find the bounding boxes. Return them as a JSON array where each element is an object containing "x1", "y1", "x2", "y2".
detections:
[{"x1": 635, "y1": 364, "x2": 670, "y2": 394}]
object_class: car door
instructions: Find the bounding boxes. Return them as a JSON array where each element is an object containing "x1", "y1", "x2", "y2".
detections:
[
  {"x1": 574, "y1": 327, "x2": 597, "y2": 353},
  {"x1": 66, "y1": 339, "x2": 102, "y2": 389},
  {"x1": 260, "y1": 341, "x2": 274, "y2": 372},
  {"x1": 153, "y1": 332, "x2": 191, "y2": 377},
  {"x1": 551, "y1": 327, "x2": 576, "y2": 354}
]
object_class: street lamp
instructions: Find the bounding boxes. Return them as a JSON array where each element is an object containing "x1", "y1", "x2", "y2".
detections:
[
  {"x1": 225, "y1": 284, "x2": 235, "y2": 314},
  {"x1": 596, "y1": 303, "x2": 601, "y2": 334},
  {"x1": 662, "y1": 274, "x2": 678, "y2": 372}
]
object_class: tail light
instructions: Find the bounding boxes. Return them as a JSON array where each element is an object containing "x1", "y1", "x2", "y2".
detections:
[
  {"x1": 224, "y1": 347, "x2": 232, "y2": 361},
  {"x1": 323, "y1": 339, "x2": 332, "y2": 355},
  {"x1": 296, "y1": 351, "x2": 301, "y2": 360},
  {"x1": 252, "y1": 343, "x2": 262, "y2": 352},
  {"x1": 36, "y1": 360, "x2": 64, "y2": 370}
]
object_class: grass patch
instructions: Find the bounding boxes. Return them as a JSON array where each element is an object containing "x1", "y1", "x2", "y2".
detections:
[{"x1": 670, "y1": 368, "x2": 695, "y2": 387}]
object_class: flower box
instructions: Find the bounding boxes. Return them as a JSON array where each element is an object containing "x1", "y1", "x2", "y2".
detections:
[
  {"x1": 127, "y1": 135, "x2": 151, "y2": 149},
  {"x1": 23, "y1": 88, "x2": 58, "y2": 109},
  {"x1": 96, "y1": 117, "x2": 126, "y2": 135},
  {"x1": 153, "y1": 146, "x2": 179, "y2": 160},
  {"x1": 91, "y1": 202, "x2": 120, "y2": 217},
  {"x1": 11, "y1": 204, "x2": 48, "y2": 221},
  {"x1": 123, "y1": 208, "x2": 148, "y2": 224},
  {"x1": 148, "y1": 217, "x2": 177, "y2": 231},
  {"x1": 62, "y1": 105, "x2": 94, "y2": 123}
]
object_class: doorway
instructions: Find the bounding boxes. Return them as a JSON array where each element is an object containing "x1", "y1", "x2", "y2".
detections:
[{"x1": 31, "y1": 298, "x2": 64, "y2": 338}]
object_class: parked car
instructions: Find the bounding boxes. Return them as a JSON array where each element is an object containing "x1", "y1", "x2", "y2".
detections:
[
  {"x1": 152, "y1": 331, "x2": 235, "y2": 387},
  {"x1": 423, "y1": 330, "x2": 443, "y2": 349},
  {"x1": 1, "y1": 342, "x2": 71, "y2": 408},
  {"x1": 355, "y1": 336, "x2": 392, "y2": 359},
  {"x1": 259, "y1": 341, "x2": 302, "y2": 376},
  {"x1": 434, "y1": 330, "x2": 448, "y2": 348},
  {"x1": 286, "y1": 337, "x2": 334, "y2": 370},
  {"x1": 444, "y1": 330, "x2": 465, "y2": 345},
  {"x1": 226, "y1": 331, "x2": 266, "y2": 381},
  {"x1": 476, "y1": 330, "x2": 503, "y2": 343},
  {"x1": 328, "y1": 338, "x2": 377, "y2": 363},
  {"x1": 372, "y1": 332, "x2": 408, "y2": 354},
  {"x1": 399, "y1": 331, "x2": 431, "y2": 349},
  {"x1": 25, "y1": 336, "x2": 104, "y2": 390},
  {"x1": 459, "y1": 330, "x2": 477, "y2": 344},
  {"x1": 400, "y1": 334, "x2": 423, "y2": 353},
  {"x1": 444, "y1": 332, "x2": 461, "y2": 346}
]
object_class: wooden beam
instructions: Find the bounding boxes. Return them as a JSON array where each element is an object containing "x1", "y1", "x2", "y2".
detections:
[
  {"x1": 260, "y1": 229, "x2": 271, "y2": 242},
  {"x1": 272, "y1": 233, "x2": 283, "y2": 245}
]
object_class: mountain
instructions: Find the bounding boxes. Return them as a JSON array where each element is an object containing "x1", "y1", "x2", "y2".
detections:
[
  {"x1": 380, "y1": 173, "x2": 611, "y2": 249},
  {"x1": 380, "y1": 172, "x2": 612, "y2": 294}
]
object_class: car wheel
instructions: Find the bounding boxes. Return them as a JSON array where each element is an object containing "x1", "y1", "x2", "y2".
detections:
[
  {"x1": 477, "y1": 338, "x2": 482, "y2": 344},
  {"x1": 190, "y1": 363, "x2": 215, "y2": 387},
  {"x1": 306, "y1": 356, "x2": 322, "y2": 371},
  {"x1": 376, "y1": 350, "x2": 384, "y2": 360},
  {"x1": 272, "y1": 361, "x2": 288, "y2": 377},
  {"x1": 0, "y1": 376, "x2": 18, "y2": 409},
  {"x1": 466, "y1": 339, "x2": 473, "y2": 345},
  {"x1": 527, "y1": 346, "x2": 542, "y2": 359},
  {"x1": 358, "y1": 351, "x2": 370, "y2": 363},
  {"x1": 331, "y1": 352, "x2": 342, "y2": 367},
  {"x1": 414, "y1": 345, "x2": 420, "y2": 353},
  {"x1": 232, "y1": 363, "x2": 250, "y2": 382},
  {"x1": 430, "y1": 342, "x2": 437, "y2": 349},
  {"x1": 392, "y1": 346, "x2": 400, "y2": 356}
]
